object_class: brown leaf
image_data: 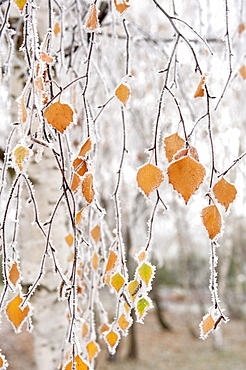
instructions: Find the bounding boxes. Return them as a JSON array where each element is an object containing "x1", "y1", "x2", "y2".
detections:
[
  {"x1": 73, "y1": 158, "x2": 87, "y2": 177},
  {"x1": 40, "y1": 52, "x2": 53, "y2": 63},
  {"x1": 239, "y1": 65, "x2": 246, "y2": 79},
  {"x1": 164, "y1": 133, "x2": 185, "y2": 162},
  {"x1": 137, "y1": 163, "x2": 164, "y2": 196},
  {"x1": 194, "y1": 76, "x2": 206, "y2": 98},
  {"x1": 201, "y1": 314, "x2": 215, "y2": 336},
  {"x1": 201, "y1": 205, "x2": 222, "y2": 239},
  {"x1": 71, "y1": 173, "x2": 81, "y2": 193},
  {"x1": 9, "y1": 262, "x2": 20, "y2": 286},
  {"x1": 6, "y1": 294, "x2": 30, "y2": 331},
  {"x1": 115, "y1": 83, "x2": 130, "y2": 105},
  {"x1": 78, "y1": 138, "x2": 92, "y2": 157},
  {"x1": 85, "y1": 4, "x2": 100, "y2": 32},
  {"x1": 238, "y1": 23, "x2": 245, "y2": 34},
  {"x1": 82, "y1": 173, "x2": 95, "y2": 203},
  {"x1": 167, "y1": 156, "x2": 206, "y2": 203},
  {"x1": 44, "y1": 102, "x2": 74, "y2": 133},
  {"x1": 90, "y1": 225, "x2": 100, "y2": 243},
  {"x1": 213, "y1": 178, "x2": 237, "y2": 211}
]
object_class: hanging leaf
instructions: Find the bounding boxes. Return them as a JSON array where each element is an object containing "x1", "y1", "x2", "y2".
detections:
[
  {"x1": 135, "y1": 296, "x2": 152, "y2": 322},
  {"x1": 105, "y1": 330, "x2": 119, "y2": 353},
  {"x1": 173, "y1": 146, "x2": 199, "y2": 162},
  {"x1": 213, "y1": 178, "x2": 237, "y2": 211},
  {"x1": 5, "y1": 294, "x2": 30, "y2": 332},
  {"x1": 137, "y1": 262, "x2": 155, "y2": 288},
  {"x1": 78, "y1": 138, "x2": 92, "y2": 157},
  {"x1": 53, "y1": 22, "x2": 61, "y2": 36},
  {"x1": 14, "y1": 0, "x2": 27, "y2": 12},
  {"x1": 99, "y1": 322, "x2": 110, "y2": 335},
  {"x1": 9, "y1": 262, "x2": 20, "y2": 287},
  {"x1": 44, "y1": 102, "x2": 74, "y2": 133},
  {"x1": 115, "y1": 83, "x2": 131, "y2": 105},
  {"x1": 0, "y1": 353, "x2": 8, "y2": 369},
  {"x1": 13, "y1": 145, "x2": 31, "y2": 171},
  {"x1": 201, "y1": 205, "x2": 222, "y2": 239},
  {"x1": 73, "y1": 158, "x2": 87, "y2": 177},
  {"x1": 194, "y1": 75, "x2": 206, "y2": 98},
  {"x1": 86, "y1": 341, "x2": 100, "y2": 363},
  {"x1": 64, "y1": 355, "x2": 89, "y2": 370},
  {"x1": 85, "y1": 4, "x2": 100, "y2": 32},
  {"x1": 114, "y1": 0, "x2": 130, "y2": 14},
  {"x1": 111, "y1": 272, "x2": 125, "y2": 292},
  {"x1": 136, "y1": 250, "x2": 147, "y2": 262},
  {"x1": 164, "y1": 133, "x2": 185, "y2": 162},
  {"x1": 137, "y1": 163, "x2": 164, "y2": 196},
  {"x1": 82, "y1": 173, "x2": 95, "y2": 203},
  {"x1": 200, "y1": 314, "x2": 215, "y2": 339},
  {"x1": 40, "y1": 52, "x2": 53, "y2": 63},
  {"x1": 17, "y1": 94, "x2": 27, "y2": 123},
  {"x1": 71, "y1": 173, "x2": 81, "y2": 193},
  {"x1": 238, "y1": 23, "x2": 245, "y2": 34},
  {"x1": 104, "y1": 250, "x2": 118, "y2": 275},
  {"x1": 167, "y1": 155, "x2": 206, "y2": 203},
  {"x1": 92, "y1": 252, "x2": 99, "y2": 270},
  {"x1": 90, "y1": 225, "x2": 100, "y2": 243},
  {"x1": 65, "y1": 234, "x2": 74, "y2": 247},
  {"x1": 128, "y1": 280, "x2": 139, "y2": 302},
  {"x1": 76, "y1": 208, "x2": 84, "y2": 225},
  {"x1": 118, "y1": 313, "x2": 132, "y2": 333},
  {"x1": 82, "y1": 322, "x2": 89, "y2": 339},
  {"x1": 239, "y1": 65, "x2": 246, "y2": 79}
]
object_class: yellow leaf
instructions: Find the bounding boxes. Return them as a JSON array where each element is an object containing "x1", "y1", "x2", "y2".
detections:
[
  {"x1": 167, "y1": 155, "x2": 206, "y2": 203},
  {"x1": 44, "y1": 102, "x2": 74, "y2": 133},
  {"x1": 82, "y1": 322, "x2": 89, "y2": 339},
  {"x1": 85, "y1": 4, "x2": 100, "y2": 32},
  {"x1": 9, "y1": 262, "x2": 20, "y2": 286},
  {"x1": 105, "y1": 330, "x2": 119, "y2": 348},
  {"x1": 118, "y1": 313, "x2": 131, "y2": 332},
  {"x1": 194, "y1": 76, "x2": 206, "y2": 98},
  {"x1": 239, "y1": 65, "x2": 246, "y2": 79},
  {"x1": 90, "y1": 225, "x2": 100, "y2": 243},
  {"x1": 64, "y1": 355, "x2": 89, "y2": 370},
  {"x1": 164, "y1": 133, "x2": 185, "y2": 162},
  {"x1": 137, "y1": 163, "x2": 164, "y2": 196},
  {"x1": 114, "y1": 0, "x2": 130, "y2": 14},
  {"x1": 128, "y1": 280, "x2": 139, "y2": 302},
  {"x1": 13, "y1": 145, "x2": 31, "y2": 171},
  {"x1": 201, "y1": 205, "x2": 222, "y2": 239},
  {"x1": 213, "y1": 178, "x2": 237, "y2": 211},
  {"x1": 78, "y1": 138, "x2": 92, "y2": 157},
  {"x1": 86, "y1": 341, "x2": 100, "y2": 363},
  {"x1": 92, "y1": 252, "x2": 99, "y2": 270},
  {"x1": 5, "y1": 294, "x2": 30, "y2": 331},
  {"x1": 82, "y1": 173, "x2": 95, "y2": 203},
  {"x1": 201, "y1": 314, "x2": 215, "y2": 337},
  {"x1": 136, "y1": 297, "x2": 151, "y2": 319},
  {"x1": 115, "y1": 83, "x2": 130, "y2": 105},
  {"x1": 65, "y1": 234, "x2": 74, "y2": 247},
  {"x1": 14, "y1": 0, "x2": 27, "y2": 11},
  {"x1": 104, "y1": 250, "x2": 118, "y2": 275},
  {"x1": 137, "y1": 262, "x2": 154, "y2": 287},
  {"x1": 111, "y1": 272, "x2": 125, "y2": 292}
]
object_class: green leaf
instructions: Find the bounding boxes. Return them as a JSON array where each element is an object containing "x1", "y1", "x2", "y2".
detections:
[{"x1": 137, "y1": 262, "x2": 155, "y2": 287}]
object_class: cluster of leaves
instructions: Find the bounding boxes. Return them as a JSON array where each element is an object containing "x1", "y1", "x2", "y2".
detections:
[{"x1": 0, "y1": 0, "x2": 245, "y2": 369}]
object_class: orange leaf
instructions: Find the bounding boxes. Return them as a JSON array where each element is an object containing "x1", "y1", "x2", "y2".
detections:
[
  {"x1": 76, "y1": 208, "x2": 84, "y2": 225},
  {"x1": 239, "y1": 65, "x2": 246, "y2": 79},
  {"x1": 136, "y1": 250, "x2": 146, "y2": 262},
  {"x1": 9, "y1": 262, "x2": 20, "y2": 286},
  {"x1": 85, "y1": 4, "x2": 100, "y2": 32},
  {"x1": 238, "y1": 23, "x2": 245, "y2": 34},
  {"x1": 64, "y1": 355, "x2": 89, "y2": 370},
  {"x1": 0, "y1": 353, "x2": 8, "y2": 369},
  {"x1": 201, "y1": 314, "x2": 215, "y2": 337},
  {"x1": 17, "y1": 94, "x2": 27, "y2": 123},
  {"x1": 6, "y1": 294, "x2": 30, "y2": 331},
  {"x1": 71, "y1": 173, "x2": 81, "y2": 193},
  {"x1": 115, "y1": 83, "x2": 130, "y2": 105},
  {"x1": 73, "y1": 158, "x2": 87, "y2": 177},
  {"x1": 92, "y1": 252, "x2": 99, "y2": 270},
  {"x1": 53, "y1": 22, "x2": 61, "y2": 36},
  {"x1": 164, "y1": 133, "x2": 185, "y2": 162},
  {"x1": 78, "y1": 138, "x2": 92, "y2": 157},
  {"x1": 82, "y1": 173, "x2": 95, "y2": 203},
  {"x1": 14, "y1": 0, "x2": 27, "y2": 11},
  {"x1": 86, "y1": 341, "x2": 100, "y2": 363},
  {"x1": 114, "y1": 0, "x2": 130, "y2": 14},
  {"x1": 44, "y1": 102, "x2": 74, "y2": 133},
  {"x1": 99, "y1": 323, "x2": 109, "y2": 334},
  {"x1": 104, "y1": 251, "x2": 118, "y2": 274},
  {"x1": 213, "y1": 178, "x2": 237, "y2": 211},
  {"x1": 105, "y1": 330, "x2": 119, "y2": 348},
  {"x1": 82, "y1": 322, "x2": 89, "y2": 339},
  {"x1": 65, "y1": 234, "x2": 74, "y2": 247},
  {"x1": 111, "y1": 272, "x2": 125, "y2": 292},
  {"x1": 194, "y1": 76, "x2": 206, "y2": 97},
  {"x1": 90, "y1": 225, "x2": 100, "y2": 243},
  {"x1": 40, "y1": 51, "x2": 53, "y2": 63},
  {"x1": 201, "y1": 205, "x2": 222, "y2": 239},
  {"x1": 167, "y1": 155, "x2": 206, "y2": 203},
  {"x1": 118, "y1": 313, "x2": 131, "y2": 332},
  {"x1": 137, "y1": 163, "x2": 164, "y2": 196}
]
